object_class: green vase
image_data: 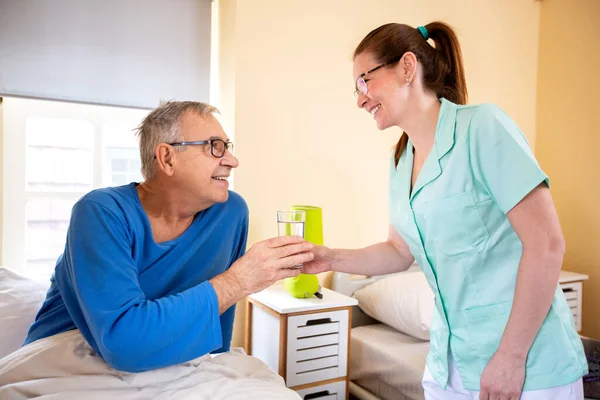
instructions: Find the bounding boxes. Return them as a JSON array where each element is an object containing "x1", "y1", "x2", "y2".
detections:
[{"x1": 283, "y1": 205, "x2": 323, "y2": 299}]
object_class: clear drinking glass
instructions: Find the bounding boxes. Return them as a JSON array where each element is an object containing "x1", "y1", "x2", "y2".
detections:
[{"x1": 277, "y1": 210, "x2": 306, "y2": 268}]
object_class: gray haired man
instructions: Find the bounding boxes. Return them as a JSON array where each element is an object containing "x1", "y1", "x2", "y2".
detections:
[{"x1": 24, "y1": 101, "x2": 312, "y2": 372}]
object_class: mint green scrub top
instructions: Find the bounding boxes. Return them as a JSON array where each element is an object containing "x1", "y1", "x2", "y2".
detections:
[{"x1": 388, "y1": 98, "x2": 588, "y2": 390}]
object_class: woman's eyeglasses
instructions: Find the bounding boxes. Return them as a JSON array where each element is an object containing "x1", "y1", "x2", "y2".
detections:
[{"x1": 354, "y1": 57, "x2": 401, "y2": 98}]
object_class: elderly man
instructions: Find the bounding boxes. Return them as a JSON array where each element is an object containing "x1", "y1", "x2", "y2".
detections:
[{"x1": 24, "y1": 101, "x2": 312, "y2": 372}]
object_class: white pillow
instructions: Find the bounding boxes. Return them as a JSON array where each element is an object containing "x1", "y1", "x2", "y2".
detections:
[
  {"x1": 0, "y1": 267, "x2": 50, "y2": 358},
  {"x1": 354, "y1": 269, "x2": 434, "y2": 341}
]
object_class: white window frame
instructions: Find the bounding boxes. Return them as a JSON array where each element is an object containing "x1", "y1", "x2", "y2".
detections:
[{"x1": 1, "y1": 97, "x2": 149, "y2": 274}]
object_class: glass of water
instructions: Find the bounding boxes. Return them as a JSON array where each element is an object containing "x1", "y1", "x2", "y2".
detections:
[{"x1": 277, "y1": 210, "x2": 306, "y2": 268}]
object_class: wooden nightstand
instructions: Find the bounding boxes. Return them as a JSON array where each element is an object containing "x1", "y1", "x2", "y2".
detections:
[
  {"x1": 559, "y1": 270, "x2": 589, "y2": 332},
  {"x1": 245, "y1": 282, "x2": 358, "y2": 400}
]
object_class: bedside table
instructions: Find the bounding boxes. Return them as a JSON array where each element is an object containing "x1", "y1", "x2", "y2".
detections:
[
  {"x1": 559, "y1": 270, "x2": 589, "y2": 332},
  {"x1": 245, "y1": 281, "x2": 358, "y2": 400}
]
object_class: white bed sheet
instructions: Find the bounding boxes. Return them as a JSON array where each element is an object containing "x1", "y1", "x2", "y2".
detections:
[
  {"x1": 350, "y1": 324, "x2": 429, "y2": 400},
  {"x1": 0, "y1": 329, "x2": 301, "y2": 400}
]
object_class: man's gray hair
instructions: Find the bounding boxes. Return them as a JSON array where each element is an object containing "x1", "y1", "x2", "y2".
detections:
[{"x1": 135, "y1": 101, "x2": 219, "y2": 180}]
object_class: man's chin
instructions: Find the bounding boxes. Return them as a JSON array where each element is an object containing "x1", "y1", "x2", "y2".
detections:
[{"x1": 214, "y1": 191, "x2": 230, "y2": 203}]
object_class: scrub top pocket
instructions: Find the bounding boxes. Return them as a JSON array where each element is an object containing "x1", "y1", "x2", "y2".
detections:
[{"x1": 424, "y1": 190, "x2": 489, "y2": 258}]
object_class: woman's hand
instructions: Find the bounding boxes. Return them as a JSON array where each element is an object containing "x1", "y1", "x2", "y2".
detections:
[
  {"x1": 301, "y1": 244, "x2": 335, "y2": 275},
  {"x1": 479, "y1": 350, "x2": 526, "y2": 400}
]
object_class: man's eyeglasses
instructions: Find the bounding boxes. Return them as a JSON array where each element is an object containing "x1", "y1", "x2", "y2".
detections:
[
  {"x1": 168, "y1": 139, "x2": 234, "y2": 158},
  {"x1": 354, "y1": 57, "x2": 401, "y2": 98}
]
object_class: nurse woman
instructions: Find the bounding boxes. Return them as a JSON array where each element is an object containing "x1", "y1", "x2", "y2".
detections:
[{"x1": 302, "y1": 21, "x2": 587, "y2": 400}]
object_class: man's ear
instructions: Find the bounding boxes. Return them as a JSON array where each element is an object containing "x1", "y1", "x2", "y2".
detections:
[{"x1": 155, "y1": 144, "x2": 176, "y2": 176}]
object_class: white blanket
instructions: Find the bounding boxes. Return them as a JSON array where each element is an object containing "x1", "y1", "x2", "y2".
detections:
[{"x1": 0, "y1": 330, "x2": 301, "y2": 400}]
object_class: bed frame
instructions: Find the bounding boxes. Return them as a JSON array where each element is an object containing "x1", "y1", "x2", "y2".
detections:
[{"x1": 331, "y1": 264, "x2": 420, "y2": 400}]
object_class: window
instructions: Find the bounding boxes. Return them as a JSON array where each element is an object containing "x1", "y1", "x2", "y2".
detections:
[
  {"x1": 25, "y1": 199, "x2": 74, "y2": 277},
  {"x1": 26, "y1": 117, "x2": 95, "y2": 192},
  {"x1": 1, "y1": 2, "x2": 222, "y2": 279},
  {"x1": 1, "y1": 97, "x2": 149, "y2": 278},
  {"x1": 102, "y1": 122, "x2": 144, "y2": 187}
]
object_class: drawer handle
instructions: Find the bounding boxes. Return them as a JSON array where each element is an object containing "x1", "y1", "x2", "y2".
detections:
[
  {"x1": 304, "y1": 390, "x2": 332, "y2": 399},
  {"x1": 306, "y1": 318, "x2": 333, "y2": 326}
]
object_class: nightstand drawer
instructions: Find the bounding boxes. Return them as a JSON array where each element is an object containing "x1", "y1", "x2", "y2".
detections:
[
  {"x1": 297, "y1": 344, "x2": 339, "y2": 361},
  {"x1": 287, "y1": 310, "x2": 349, "y2": 387},
  {"x1": 298, "y1": 321, "x2": 340, "y2": 337},
  {"x1": 295, "y1": 381, "x2": 346, "y2": 400},
  {"x1": 560, "y1": 281, "x2": 584, "y2": 332},
  {"x1": 296, "y1": 333, "x2": 339, "y2": 349},
  {"x1": 562, "y1": 289, "x2": 578, "y2": 301},
  {"x1": 296, "y1": 355, "x2": 339, "y2": 373}
]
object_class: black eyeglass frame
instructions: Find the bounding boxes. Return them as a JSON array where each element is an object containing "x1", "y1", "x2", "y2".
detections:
[{"x1": 167, "y1": 139, "x2": 234, "y2": 158}]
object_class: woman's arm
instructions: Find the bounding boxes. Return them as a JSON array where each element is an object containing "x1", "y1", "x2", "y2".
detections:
[
  {"x1": 479, "y1": 183, "x2": 565, "y2": 398},
  {"x1": 498, "y1": 183, "x2": 565, "y2": 356},
  {"x1": 302, "y1": 224, "x2": 415, "y2": 276}
]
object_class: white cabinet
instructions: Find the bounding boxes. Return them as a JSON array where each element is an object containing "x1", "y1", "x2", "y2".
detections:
[
  {"x1": 559, "y1": 270, "x2": 589, "y2": 332},
  {"x1": 287, "y1": 309, "x2": 349, "y2": 387},
  {"x1": 246, "y1": 283, "x2": 357, "y2": 399}
]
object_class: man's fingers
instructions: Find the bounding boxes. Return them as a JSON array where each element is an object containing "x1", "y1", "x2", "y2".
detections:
[
  {"x1": 278, "y1": 266, "x2": 302, "y2": 280},
  {"x1": 275, "y1": 242, "x2": 313, "y2": 258},
  {"x1": 267, "y1": 235, "x2": 305, "y2": 248},
  {"x1": 278, "y1": 252, "x2": 315, "y2": 269}
]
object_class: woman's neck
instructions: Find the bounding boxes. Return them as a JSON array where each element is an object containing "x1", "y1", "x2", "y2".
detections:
[{"x1": 401, "y1": 95, "x2": 441, "y2": 156}]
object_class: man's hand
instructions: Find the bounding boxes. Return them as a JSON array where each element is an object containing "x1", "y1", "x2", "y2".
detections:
[
  {"x1": 230, "y1": 235, "x2": 314, "y2": 294},
  {"x1": 479, "y1": 350, "x2": 526, "y2": 400},
  {"x1": 210, "y1": 236, "x2": 314, "y2": 313}
]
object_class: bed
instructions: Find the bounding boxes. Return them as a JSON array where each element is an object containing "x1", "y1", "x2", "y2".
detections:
[
  {"x1": 332, "y1": 264, "x2": 431, "y2": 400},
  {"x1": 0, "y1": 266, "x2": 301, "y2": 400}
]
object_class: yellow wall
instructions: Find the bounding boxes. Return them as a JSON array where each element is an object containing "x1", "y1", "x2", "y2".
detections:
[
  {"x1": 536, "y1": 0, "x2": 600, "y2": 339},
  {"x1": 221, "y1": 0, "x2": 542, "y2": 347}
]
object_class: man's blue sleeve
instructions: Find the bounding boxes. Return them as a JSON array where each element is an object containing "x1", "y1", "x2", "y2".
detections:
[{"x1": 61, "y1": 199, "x2": 228, "y2": 372}]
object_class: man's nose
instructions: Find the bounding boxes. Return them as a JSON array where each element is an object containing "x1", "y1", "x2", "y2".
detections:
[{"x1": 221, "y1": 150, "x2": 239, "y2": 168}]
